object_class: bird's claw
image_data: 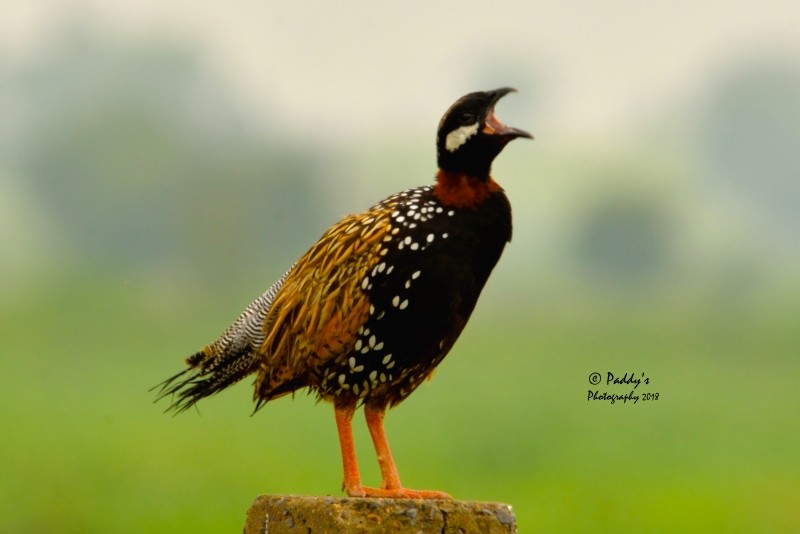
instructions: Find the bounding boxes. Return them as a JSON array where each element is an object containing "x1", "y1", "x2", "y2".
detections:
[{"x1": 346, "y1": 486, "x2": 452, "y2": 499}]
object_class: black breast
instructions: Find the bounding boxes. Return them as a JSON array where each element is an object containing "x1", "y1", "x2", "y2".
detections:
[{"x1": 316, "y1": 185, "x2": 512, "y2": 405}]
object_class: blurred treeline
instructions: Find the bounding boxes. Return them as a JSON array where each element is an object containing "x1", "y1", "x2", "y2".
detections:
[{"x1": 3, "y1": 29, "x2": 800, "y2": 307}]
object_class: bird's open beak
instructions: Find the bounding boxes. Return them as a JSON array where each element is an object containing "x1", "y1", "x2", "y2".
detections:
[{"x1": 483, "y1": 88, "x2": 533, "y2": 140}]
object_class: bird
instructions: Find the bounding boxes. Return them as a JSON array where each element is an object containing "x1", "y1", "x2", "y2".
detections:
[{"x1": 154, "y1": 87, "x2": 531, "y2": 499}]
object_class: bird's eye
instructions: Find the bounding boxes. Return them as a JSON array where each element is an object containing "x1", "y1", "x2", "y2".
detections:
[{"x1": 459, "y1": 111, "x2": 476, "y2": 125}]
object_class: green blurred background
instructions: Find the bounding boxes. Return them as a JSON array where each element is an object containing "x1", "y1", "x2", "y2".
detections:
[{"x1": 2, "y1": 2, "x2": 799, "y2": 532}]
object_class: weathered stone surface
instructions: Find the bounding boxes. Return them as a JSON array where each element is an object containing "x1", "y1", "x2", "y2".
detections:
[{"x1": 243, "y1": 495, "x2": 517, "y2": 534}]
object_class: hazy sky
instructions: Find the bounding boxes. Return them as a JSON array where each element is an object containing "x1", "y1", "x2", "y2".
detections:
[{"x1": 3, "y1": 1, "x2": 798, "y2": 142}]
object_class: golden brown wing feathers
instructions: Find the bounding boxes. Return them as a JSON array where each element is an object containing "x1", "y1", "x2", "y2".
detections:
[{"x1": 253, "y1": 208, "x2": 392, "y2": 402}]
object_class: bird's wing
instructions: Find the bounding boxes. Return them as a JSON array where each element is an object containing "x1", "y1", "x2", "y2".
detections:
[{"x1": 253, "y1": 207, "x2": 393, "y2": 404}]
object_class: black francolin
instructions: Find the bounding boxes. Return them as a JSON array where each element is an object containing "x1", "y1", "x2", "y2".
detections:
[{"x1": 155, "y1": 88, "x2": 531, "y2": 499}]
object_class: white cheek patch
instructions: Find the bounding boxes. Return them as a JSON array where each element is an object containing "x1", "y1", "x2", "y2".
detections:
[{"x1": 445, "y1": 122, "x2": 479, "y2": 152}]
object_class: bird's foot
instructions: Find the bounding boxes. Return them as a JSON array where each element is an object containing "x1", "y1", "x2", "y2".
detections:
[{"x1": 346, "y1": 485, "x2": 452, "y2": 499}]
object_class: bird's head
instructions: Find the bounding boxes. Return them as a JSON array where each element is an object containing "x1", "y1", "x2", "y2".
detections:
[{"x1": 436, "y1": 87, "x2": 532, "y2": 181}]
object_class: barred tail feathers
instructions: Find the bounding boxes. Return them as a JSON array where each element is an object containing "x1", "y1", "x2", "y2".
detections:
[
  {"x1": 153, "y1": 267, "x2": 294, "y2": 413},
  {"x1": 153, "y1": 345, "x2": 260, "y2": 413}
]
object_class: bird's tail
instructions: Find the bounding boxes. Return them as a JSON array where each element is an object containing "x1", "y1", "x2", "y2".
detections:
[
  {"x1": 152, "y1": 267, "x2": 294, "y2": 414},
  {"x1": 152, "y1": 344, "x2": 260, "y2": 414}
]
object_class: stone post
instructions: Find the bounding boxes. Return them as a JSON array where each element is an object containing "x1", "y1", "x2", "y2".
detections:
[{"x1": 243, "y1": 495, "x2": 517, "y2": 533}]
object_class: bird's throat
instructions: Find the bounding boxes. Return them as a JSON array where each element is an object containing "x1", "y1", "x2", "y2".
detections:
[{"x1": 433, "y1": 169, "x2": 502, "y2": 209}]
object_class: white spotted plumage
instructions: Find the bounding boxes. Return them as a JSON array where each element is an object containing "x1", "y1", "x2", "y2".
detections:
[{"x1": 315, "y1": 182, "x2": 470, "y2": 402}]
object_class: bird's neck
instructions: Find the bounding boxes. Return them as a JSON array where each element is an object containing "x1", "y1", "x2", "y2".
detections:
[{"x1": 433, "y1": 169, "x2": 502, "y2": 209}]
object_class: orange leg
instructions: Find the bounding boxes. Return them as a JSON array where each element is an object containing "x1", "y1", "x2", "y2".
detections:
[
  {"x1": 362, "y1": 403, "x2": 451, "y2": 499},
  {"x1": 334, "y1": 400, "x2": 366, "y2": 497},
  {"x1": 334, "y1": 399, "x2": 451, "y2": 499}
]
